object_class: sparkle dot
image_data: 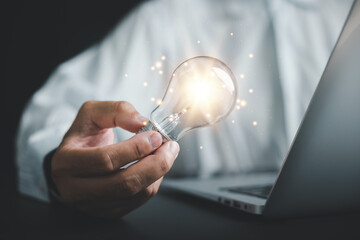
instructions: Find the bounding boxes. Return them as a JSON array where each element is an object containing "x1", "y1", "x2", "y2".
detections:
[
  {"x1": 249, "y1": 88, "x2": 254, "y2": 93},
  {"x1": 172, "y1": 73, "x2": 176, "y2": 77},
  {"x1": 161, "y1": 56, "x2": 166, "y2": 61},
  {"x1": 252, "y1": 121, "x2": 258, "y2": 126},
  {"x1": 240, "y1": 74, "x2": 245, "y2": 79},
  {"x1": 231, "y1": 120, "x2": 235, "y2": 124},
  {"x1": 143, "y1": 82, "x2": 148, "y2": 87},
  {"x1": 230, "y1": 32, "x2": 234, "y2": 36},
  {"x1": 206, "y1": 113, "x2": 211, "y2": 118},
  {"x1": 248, "y1": 53, "x2": 254, "y2": 58},
  {"x1": 169, "y1": 117, "x2": 174, "y2": 122},
  {"x1": 236, "y1": 99, "x2": 241, "y2": 104},
  {"x1": 155, "y1": 61, "x2": 162, "y2": 68},
  {"x1": 240, "y1": 100, "x2": 247, "y2": 107},
  {"x1": 156, "y1": 99, "x2": 162, "y2": 105},
  {"x1": 200, "y1": 146, "x2": 203, "y2": 150},
  {"x1": 169, "y1": 88, "x2": 174, "y2": 93},
  {"x1": 158, "y1": 70, "x2": 163, "y2": 75},
  {"x1": 197, "y1": 40, "x2": 201, "y2": 44},
  {"x1": 142, "y1": 121, "x2": 148, "y2": 126},
  {"x1": 236, "y1": 105, "x2": 241, "y2": 110},
  {"x1": 124, "y1": 73, "x2": 128, "y2": 78},
  {"x1": 150, "y1": 97, "x2": 155, "y2": 102},
  {"x1": 184, "y1": 62, "x2": 188, "y2": 67},
  {"x1": 150, "y1": 66, "x2": 155, "y2": 71}
]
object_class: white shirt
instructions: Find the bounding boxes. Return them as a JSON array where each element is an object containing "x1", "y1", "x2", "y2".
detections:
[{"x1": 16, "y1": 0, "x2": 352, "y2": 202}]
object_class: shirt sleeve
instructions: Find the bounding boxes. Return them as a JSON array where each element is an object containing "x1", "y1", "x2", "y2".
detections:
[{"x1": 15, "y1": 1, "x2": 167, "y2": 202}]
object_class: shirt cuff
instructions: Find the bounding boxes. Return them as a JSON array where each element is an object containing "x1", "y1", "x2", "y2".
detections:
[{"x1": 43, "y1": 148, "x2": 63, "y2": 205}]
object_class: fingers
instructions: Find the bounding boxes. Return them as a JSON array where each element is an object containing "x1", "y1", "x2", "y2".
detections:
[
  {"x1": 100, "y1": 131, "x2": 163, "y2": 171},
  {"x1": 107, "y1": 141, "x2": 179, "y2": 197},
  {"x1": 57, "y1": 131, "x2": 163, "y2": 177},
  {"x1": 120, "y1": 141, "x2": 179, "y2": 195},
  {"x1": 72, "y1": 101, "x2": 148, "y2": 134},
  {"x1": 79, "y1": 141, "x2": 179, "y2": 200}
]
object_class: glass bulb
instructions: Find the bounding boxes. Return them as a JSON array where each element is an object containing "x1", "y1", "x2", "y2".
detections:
[{"x1": 141, "y1": 56, "x2": 238, "y2": 141}]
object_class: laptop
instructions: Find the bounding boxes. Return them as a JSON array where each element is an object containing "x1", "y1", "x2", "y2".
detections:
[{"x1": 163, "y1": 0, "x2": 360, "y2": 218}]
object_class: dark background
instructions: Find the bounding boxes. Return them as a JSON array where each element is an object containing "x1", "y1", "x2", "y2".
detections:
[
  {"x1": 3, "y1": 0, "x2": 142, "y2": 198},
  {"x1": 3, "y1": 2, "x2": 360, "y2": 239}
]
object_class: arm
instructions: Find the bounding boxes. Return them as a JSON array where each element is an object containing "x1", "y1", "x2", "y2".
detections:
[{"x1": 15, "y1": 1, "x2": 168, "y2": 202}]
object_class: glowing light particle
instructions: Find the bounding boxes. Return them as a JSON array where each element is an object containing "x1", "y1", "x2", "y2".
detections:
[
  {"x1": 158, "y1": 70, "x2": 163, "y2": 75},
  {"x1": 155, "y1": 61, "x2": 162, "y2": 68},
  {"x1": 143, "y1": 82, "x2": 148, "y2": 87},
  {"x1": 248, "y1": 53, "x2": 254, "y2": 58},
  {"x1": 200, "y1": 146, "x2": 203, "y2": 150},
  {"x1": 240, "y1": 100, "x2": 247, "y2": 107},
  {"x1": 173, "y1": 73, "x2": 176, "y2": 77},
  {"x1": 231, "y1": 120, "x2": 235, "y2": 124},
  {"x1": 252, "y1": 121, "x2": 258, "y2": 126},
  {"x1": 206, "y1": 113, "x2": 211, "y2": 118},
  {"x1": 124, "y1": 74, "x2": 128, "y2": 78},
  {"x1": 197, "y1": 40, "x2": 201, "y2": 44},
  {"x1": 236, "y1": 105, "x2": 241, "y2": 110},
  {"x1": 156, "y1": 99, "x2": 162, "y2": 105},
  {"x1": 169, "y1": 117, "x2": 174, "y2": 122},
  {"x1": 184, "y1": 62, "x2": 188, "y2": 67},
  {"x1": 230, "y1": 32, "x2": 234, "y2": 36},
  {"x1": 142, "y1": 121, "x2": 148, "y2": 126},
  {"x1": 240, "y1": 74, "x2": 245, "y2": 79},
  {"x1": 150, "y1": 66, "x2": 155, "y2": 71},
  {"x1": 161, "y1": 56, "x2": 166, "y2": 61},
  {"x1": 150, "y1": 97, "x2": 155, "y2": 102},
  {"x1": 249, "y1": 88, "x2": 254, "y2": 93},
  {"x1": 236, "y1": 99, "x2": 241, "y2": 104},
  {"x1": 169, "y1": 88, "x2": 174, "y2": 93}
]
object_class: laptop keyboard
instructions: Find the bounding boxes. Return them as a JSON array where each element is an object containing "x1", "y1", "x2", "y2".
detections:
[{"x1": 222, "y1": 185, "x2": 273, "y2": 199}]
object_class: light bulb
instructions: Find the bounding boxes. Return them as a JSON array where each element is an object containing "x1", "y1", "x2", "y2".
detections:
[{"x1": 141, "y1": 56, "x2": 238, "y2": 141}]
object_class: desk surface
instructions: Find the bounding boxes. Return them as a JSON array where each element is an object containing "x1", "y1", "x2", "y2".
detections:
[{"x1": 2, "y1": 187, "x2": 360, "y2": 239}]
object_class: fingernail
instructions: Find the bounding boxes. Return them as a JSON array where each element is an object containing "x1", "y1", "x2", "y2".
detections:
[
  {"x1": 169, "y1": 141, "x2": 180, "y2": 157},
  {"x1": 149, "y1": 132, "x2": 162, "y2": 149},
  {"x1": 137, "y1": 115, "x2": 149, "y2": 126}
]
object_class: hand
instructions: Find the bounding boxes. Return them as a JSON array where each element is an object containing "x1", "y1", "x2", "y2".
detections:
[{"x1": 51, "y1": 101, "x2": 179, "y2": 218}]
